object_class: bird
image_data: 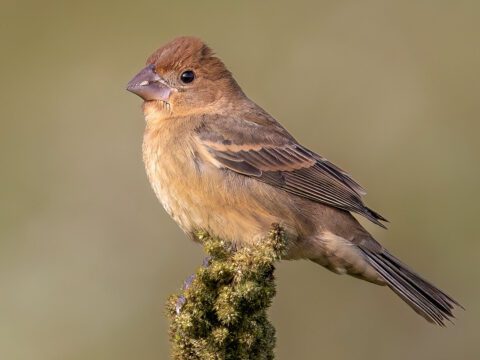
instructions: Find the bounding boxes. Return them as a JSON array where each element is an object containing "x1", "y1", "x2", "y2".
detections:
[{"x1": 127, "y1": 36, "x2": 461, "y2": 326}]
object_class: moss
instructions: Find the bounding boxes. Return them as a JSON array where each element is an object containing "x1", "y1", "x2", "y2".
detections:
[{"x1": 166, "y1": 225, "x2": 287, "y2": 360}]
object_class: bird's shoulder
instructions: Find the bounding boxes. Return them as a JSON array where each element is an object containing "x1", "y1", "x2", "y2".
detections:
[{"x1": 194, "y1": 103, "x2": 296, "y2": 148}]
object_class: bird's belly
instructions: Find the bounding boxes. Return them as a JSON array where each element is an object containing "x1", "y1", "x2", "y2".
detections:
[
  {"x1": 145, "y1": 159, "x2": 200, "y2": 234},
  {"x1": 144, "y1": 150, "x2": 300, "y2": 245}
]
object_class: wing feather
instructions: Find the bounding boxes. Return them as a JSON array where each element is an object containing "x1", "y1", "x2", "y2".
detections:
[{"x1": 195, "y1": 115, "x2": 387, "y2": 227}]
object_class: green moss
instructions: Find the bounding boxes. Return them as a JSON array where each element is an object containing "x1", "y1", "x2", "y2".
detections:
[{"x1": 166, "y1": 225, "x2": 287, "y2": 360}]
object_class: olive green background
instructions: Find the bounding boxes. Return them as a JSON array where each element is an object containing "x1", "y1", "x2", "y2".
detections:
[{"x1": 1, "y1": 1, "x2": 478, "y2": 359}]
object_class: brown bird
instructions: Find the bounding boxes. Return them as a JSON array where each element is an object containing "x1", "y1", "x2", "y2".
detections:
[{"x1": 127, "y1": 36, "x2": 461, "y2": 325}]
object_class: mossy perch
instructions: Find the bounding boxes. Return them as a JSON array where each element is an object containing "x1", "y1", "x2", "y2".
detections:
[{"x1": 166, "y1": 225, "x2": 287, "y2": 360}]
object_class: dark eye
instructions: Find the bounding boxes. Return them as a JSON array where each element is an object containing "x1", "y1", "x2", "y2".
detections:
[{"x1": 180, "y1": 70, "x2": 195, "y2": 84}]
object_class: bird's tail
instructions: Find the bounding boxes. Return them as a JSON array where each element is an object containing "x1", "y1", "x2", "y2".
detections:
[{"x1": 358, "y1": 247, "x2": 462, "y2": 326}]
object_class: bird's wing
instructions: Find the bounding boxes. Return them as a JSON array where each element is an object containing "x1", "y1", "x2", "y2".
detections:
[{"x1": 195, "y1": 115, "x2": 387, "y2": 227}]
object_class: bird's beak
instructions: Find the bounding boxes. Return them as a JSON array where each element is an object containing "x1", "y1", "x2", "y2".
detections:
[{"x1": 126, "y1": 64, "x2": 172, "y2": 102}]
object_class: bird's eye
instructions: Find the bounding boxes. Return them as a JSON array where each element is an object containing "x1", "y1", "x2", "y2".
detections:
[{"x1": 180, "y1": 70, "x2": 195, "y2": 84}]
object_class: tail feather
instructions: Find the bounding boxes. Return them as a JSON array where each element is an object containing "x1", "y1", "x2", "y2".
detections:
[{"x1": 359, "y1": 248, "x2": 462, "y2": 326}]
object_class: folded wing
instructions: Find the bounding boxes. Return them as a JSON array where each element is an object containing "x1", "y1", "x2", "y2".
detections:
[{"x1": 195, "y1": 115, "x2": 387, "y2": 227}]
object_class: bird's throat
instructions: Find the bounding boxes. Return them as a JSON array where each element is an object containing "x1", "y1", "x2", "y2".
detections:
[{"x1": 142, "y1": 100, "x2": 172, "y2": 124}]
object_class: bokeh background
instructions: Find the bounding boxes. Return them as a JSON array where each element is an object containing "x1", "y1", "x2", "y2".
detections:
[{"x1": 1, "y1": 1, "x2": 479, "y2": 359}]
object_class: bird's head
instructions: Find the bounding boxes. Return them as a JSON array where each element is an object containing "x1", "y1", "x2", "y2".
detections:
[{"x1": 127, "y1": 36, "x2": 242, "y2": 118}]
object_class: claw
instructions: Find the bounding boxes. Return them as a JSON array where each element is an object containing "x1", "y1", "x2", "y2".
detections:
[
  {"x1": 175, "y1": 295, "x2": 186, "y2": 315},
  {"x1": 175, "y1": 274, "x2": 196, "y2": 315},
  {"x1": 202, "y1": 256, "x2": 212, "y2": 267}
]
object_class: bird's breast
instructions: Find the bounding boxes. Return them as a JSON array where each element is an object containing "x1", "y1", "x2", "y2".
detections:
[{"x1": 142, "y1": 123, "x2": 201, "y2": 233}]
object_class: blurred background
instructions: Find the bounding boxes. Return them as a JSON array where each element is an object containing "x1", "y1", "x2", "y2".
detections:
[{"x1": 1, "y1": 1, "x2": 479, "y2": 359}]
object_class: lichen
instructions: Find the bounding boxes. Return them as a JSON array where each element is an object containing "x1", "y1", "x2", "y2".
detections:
[{"x1": 166, "y1": 225, "x2": 287, "y2": 360}]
